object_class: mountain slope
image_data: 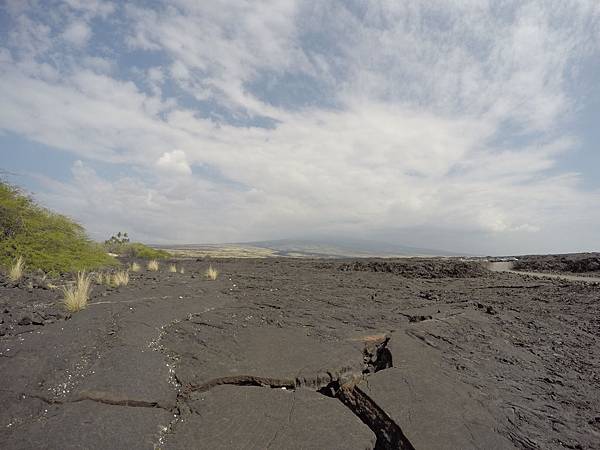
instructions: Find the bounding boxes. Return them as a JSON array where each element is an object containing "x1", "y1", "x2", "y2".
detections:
[{"x1": 246, "y1": 238, "x2": 461, "y2": 258}]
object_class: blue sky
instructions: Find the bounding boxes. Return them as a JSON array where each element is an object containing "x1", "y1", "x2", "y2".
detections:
[{"x1": 1, "y1": 0, "x2": 599, "y2": 254}]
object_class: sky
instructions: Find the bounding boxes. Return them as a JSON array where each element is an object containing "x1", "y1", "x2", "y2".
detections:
[{"x1": 1, "y1": 0, "x2": 599, "y2": 255}]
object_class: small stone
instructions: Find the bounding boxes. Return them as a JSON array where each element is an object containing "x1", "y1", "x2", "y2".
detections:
[
  {"x1": 18, "y1": 315, "x2": 32, "y2": 326},
  {"x1": 31, "y1": 313, "x2": 45, "y2": 325}
]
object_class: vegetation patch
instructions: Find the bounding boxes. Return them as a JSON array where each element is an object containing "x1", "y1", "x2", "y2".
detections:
[
  {"x1": 111, "y1": 270, "x2": 129, "y2": 287},
  {"x1": 205, "y1": 265, "x2": 219, "y2": 280},
  {"x1": 95, "y1": 272, "x2": 107, "y2": 285},
  {"x1": 8, "y1": 256, "x2": 25, "y2": 282},
  {"x1": 62, "y1": 272, "x2": 93, "y2": 312},
  {"x1": 104, "y1": 232, "x2": 170, "y2": 259},
  {"x1": 0, "y1": 182, "x2": 117, "y2": 275}
]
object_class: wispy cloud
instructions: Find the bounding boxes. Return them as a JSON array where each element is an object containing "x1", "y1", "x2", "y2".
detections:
[
  {"x1": 1, "y1": 0, "x2": 599, "y2": 253},
  {"x1": 156, "y1": 150, "x2": 192, "y2": 175},
  {"x1": 62, "y1": 21, "x2": 92, "y2": 47}
]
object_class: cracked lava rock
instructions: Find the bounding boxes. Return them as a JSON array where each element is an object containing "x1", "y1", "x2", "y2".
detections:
[{"x1": 1, "y1": 256, "x2": 599, "y2": 449}]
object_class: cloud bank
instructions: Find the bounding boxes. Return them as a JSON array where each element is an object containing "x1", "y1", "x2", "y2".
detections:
[{"x1": 1, "y1": 0, "x2": 599, "y2": 254}]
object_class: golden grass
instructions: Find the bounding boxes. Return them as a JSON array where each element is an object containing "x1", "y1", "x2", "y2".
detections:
[
  {"x1": 148, "y1": 260, "x2": 159, "y2": 271},
  {"x1": 130, "y1": 262, "x2": 141, "y2": 272},
  {"x1": 8, "y1": 256, "x2": 25, "y2": 282},
  {"x1": 165, "y1": 245, "x2": 276, "y2": 259},
  {"x1": 112, "y1": 270, "x2": 129, "y2": 287},
  {"x1": 62, "y1": 272, "x2": 92, "y2": 312},
  {"x1": 169, "y1": 264, "x2": 177, "y2": 273},
  {"x1": 96, "y1": 272, "x2": 105, "y2": 285},
  {"x1": 205, "y1": 265, "x2": 219, "y2": 281}
]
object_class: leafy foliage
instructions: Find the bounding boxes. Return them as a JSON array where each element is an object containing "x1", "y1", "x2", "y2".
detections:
[
  {"x1": 105, "y1": 231, "x2": 130, "y2": 246},
  {"x1": 103, "y1": 236, "x2": 170, "y2": 260},
  {"x1": 0, "y1": 182, "x2": 117, "y2": 274}
]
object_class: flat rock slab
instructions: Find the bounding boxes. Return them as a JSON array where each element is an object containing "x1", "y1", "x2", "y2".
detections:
[
  {"x1": 167, "y1": 385, "x2": 375, "y2": 449},
  {"x1": 163, "y1": 314, "x2": 366, "y2": 389},
  {"x1": 1, "y1": 400, "x2": 171, "y2": 450},
  {"x1": 360, "y1": 331, "x2": 514, "y2": 449},
  {"x1": 75, "y1": 345, "x2": 176, "y2": 409}
]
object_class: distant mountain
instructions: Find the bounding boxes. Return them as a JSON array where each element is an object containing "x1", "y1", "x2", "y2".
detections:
[
  {"x1": 161, "y1": 238, "x2": 463, "y2": 259},
  {"x1": 242, "y1": 238, "x2": 461, "y2": 258}
]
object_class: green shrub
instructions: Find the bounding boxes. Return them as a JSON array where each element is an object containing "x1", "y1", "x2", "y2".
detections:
[
  {"x1": 125, "y1": 242, "x2": 170, "y2": 259},
  {"x1": 105, "y1": 231, "x2": 130, "y2": 247},
  {"x1": 0, "y1": 182, "x2": 118, "y2": 275},
  {"x1": 103, "y1": 239, "x2": 170, "y2": 260}
]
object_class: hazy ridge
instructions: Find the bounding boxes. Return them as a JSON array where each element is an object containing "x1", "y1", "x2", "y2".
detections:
[{"x1": 160, "y1": 238, "x2": 462, "y2": 259}]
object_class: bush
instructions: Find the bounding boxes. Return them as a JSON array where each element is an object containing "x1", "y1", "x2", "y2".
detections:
[
  {"x1": 105, "y1": 231, "x2": 130, "y2": 246},
  {"x1": 205, "y1": 265, "x2": 219, "y2": 280},
  {"x1": 111, "y1": 270, "x2": 129, "y2": 287},
  {"x1": 0, "y1": 182, "x2": 117, "y2": 275},
  {"x1": 62, "y1": 272, "x2": 93, "y2": 312},
  {"x1": 8, "y1": 256, "x2": 25, "y2": 282},
  {"x1": 126, "y1": 243, "x2": 170, "y2": 259},
  {"x1": 104, "y1": 237, "x2": 170, "y2": 260}
]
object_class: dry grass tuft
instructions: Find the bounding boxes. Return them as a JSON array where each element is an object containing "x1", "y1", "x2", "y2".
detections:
[
  {"x1": 62, "y1": 272, "x2": 92, "y2": 312},
  {"x1": 205, "y1": 265, "x2": 219, "y2": 281},
  {"x1": 130, "y1": 262, "x2": 141, "y2": 272},
  {"x1": 179, "y1": 267, "x2": 185, "y2": 274},
  {"x1": 8, "y1": 256, "x2": 25, "y2": 282},
  {"x1": 148, "y1": 260, "x2": 159, "y2": 271},
  {"x1": 96, "y1": 272, "x2": 105, "y2": 285},
  {"x1": 169, "y1": 264, "x2": 177, "y2": 273},
  {"x1": 112, "y1": 270, "x2": 129, "y2": 287}
]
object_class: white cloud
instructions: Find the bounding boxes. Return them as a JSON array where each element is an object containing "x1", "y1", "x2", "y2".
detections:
[
  {"x1": 64, "y1": 0, "x2": 115, "y2": 18},
  {"x1": 125, "y1": 0, "x2": 307, "y2": 116},
  {"x1": 82, "y1": 56, "x2": 114, "y2": 73},
  {"x1": 62, "y1": 21, "x2": 92, "y2": 47},
  {"x1": 0, "y1": 48, "x2": 12, "y2": 64},
  {"x1": 156, "y1": 150, "x2": 192, "y2": 175},
  {"x1": 170, "y1": 60, "x2": 190, "y2": 81},
  {"x1": 1, "y1": 0, "x2": 600, "y2": 253}
]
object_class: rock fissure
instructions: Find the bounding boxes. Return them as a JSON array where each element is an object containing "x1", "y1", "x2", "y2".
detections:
[
  {"x1": 22, "y1": 391, "x2": 172, "y2": 411},
  {"x1": 336, "y1": 383, "x2": 416, "y2": 450},
  {"x1": 184, "y1": 375, "x2": 296, "y2": 393},
  {"x1": 176, "y1": 335, "x2": 414, "y2": 450}
]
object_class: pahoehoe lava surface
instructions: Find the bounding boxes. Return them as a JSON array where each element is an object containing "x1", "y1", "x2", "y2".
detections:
[
  {"x1": 514, "y1": 253, "x2": 600, "y2": 274},
  {"x1": 1, "y1": 256, "x2": 599, "y2": 449}
]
